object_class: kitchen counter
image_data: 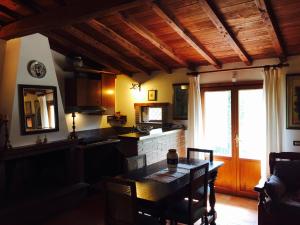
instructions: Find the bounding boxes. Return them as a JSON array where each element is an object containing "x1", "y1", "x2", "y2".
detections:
[
  {"x1": 78, "y1": 138, "x2": 120, "y2": 147},
  {"x1": 118, "y1": 128, "x2": 182, "y2": 141},
  {"x1": 118, "y1": 128, "x2": 186, "y2": 165}
]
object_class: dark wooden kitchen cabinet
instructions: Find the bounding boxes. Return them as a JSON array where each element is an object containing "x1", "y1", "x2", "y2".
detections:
[
  {"x1": 76, "y1": 77, "x2": 102, "y2": 106},
  {"x1": 65, "y1": 73, "x2": 115, "y2": 115},
  {"x1": 101, "y1": 74, "x2": 116, "y2": 115},
  {"x1": 78, "y1": 141, "x2": 122, "y2": 185}
]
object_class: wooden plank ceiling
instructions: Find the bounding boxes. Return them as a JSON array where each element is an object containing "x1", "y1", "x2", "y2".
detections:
[{"x1": 0, "y1": 0, "x2": 299, "y2": 75}]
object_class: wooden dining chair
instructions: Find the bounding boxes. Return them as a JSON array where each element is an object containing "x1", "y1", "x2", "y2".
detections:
[
  {"x1": 104, "y1": 177, "x2": 161, "y2": 225},
  {"x1": 164, "y1": 162, "x2": 209, "y2": 225},
  {"x1": 124, "y1": 154, "x2": 147, "y2": 172},
  {"x1": 187, "y1": 148, "x2": 213, "y2": 201},
  {"x1": 187, "y1": 148, "x2": 214, "y2": 162}
]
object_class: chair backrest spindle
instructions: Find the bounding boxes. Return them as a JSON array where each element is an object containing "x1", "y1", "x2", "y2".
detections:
[
  {"x1": 187, "y1": 162, "x2": 209, "y2": 224},
  {"x1": 187, "y1": 148, "x2": 214, "y2": 162}
]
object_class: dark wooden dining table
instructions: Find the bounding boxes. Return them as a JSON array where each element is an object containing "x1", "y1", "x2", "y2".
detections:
[{"x1": 120, "y1": 158, "x2": 223, "y2": 225}]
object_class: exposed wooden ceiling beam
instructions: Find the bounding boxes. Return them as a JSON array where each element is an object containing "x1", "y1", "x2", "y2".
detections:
[
  {"x1": 0, "y1": 0, "x2": 142, "y2": 40},
  {"x1": 49, "y1": 40, "x2": 110, "y2": 71},
  {"x1": 150, "y1": 1, "x2": 221, "y2": 69},
  {"x1": 0, "y1": 5, "x2": 22, "y2": 19},
  {"x1": 53, "y1": 0, "x2": 66, "y2": 6},
  {"x1": 14, "y1": 0, "x2": 44, "y2": 13},
  {"x1": 86, "y1": 19, "x2": 171, "y2": 74},
  {"x1": 0, "y1": 21, "x2": 6, "y2": 27},
  {"x1": 198, "y1": 0, "x2": 252, "y2": 66},
  {"x1": 63, "y1": 26, "x2": 150, "y2": 75},
  {"x1": 254, "y1": 0, "x2": 286, "y2": 62},
  {"x1": 119, "y1": 12, "x2": 189, "y2": 68},
  {"x1": 45, "y1": 32, "x2": 132, "y2": 75}
]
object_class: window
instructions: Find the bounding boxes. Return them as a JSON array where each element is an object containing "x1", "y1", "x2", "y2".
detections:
[
  {"x1": 141, "y1": 106, "x2": 162, "y2": 122},
  {"x1": 238, "y1": 89, "x2": 265, "y2": 159},
  {"x1": 49, "y1": 105, "x2": 56, "y2": 128},
  {"x1": 148, "y1": 107, "x2": 162, "y2": 121},
  {"x1": 204, "y1": 90, "x2": 232, "y2": 156}
]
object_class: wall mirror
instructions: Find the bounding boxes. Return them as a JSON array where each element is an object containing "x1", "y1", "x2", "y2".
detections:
[{"x1": 18, "y1": 84, "x2": 59, "y2": 135}]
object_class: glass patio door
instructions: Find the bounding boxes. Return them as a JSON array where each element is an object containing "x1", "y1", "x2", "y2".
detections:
[{"x1": 202, "y1": 83, "x2": 264, "y2": 197}]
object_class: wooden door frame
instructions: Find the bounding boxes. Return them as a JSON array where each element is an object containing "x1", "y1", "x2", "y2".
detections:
[{"x1": 201, "y1": 81, "x2": 263, "y2": 198}]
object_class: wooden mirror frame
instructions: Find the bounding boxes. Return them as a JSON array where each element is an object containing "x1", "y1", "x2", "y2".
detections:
[{"x1": 18, "y1": 84, "x2": 59, "y2": 135}]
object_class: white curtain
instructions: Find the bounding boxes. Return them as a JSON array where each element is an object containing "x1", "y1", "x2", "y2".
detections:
[
  {"x1": 262, "y1": 67, "x2": 285, "y2": 178},
  {"x1": 187, "y1": 75, "x2": 204, "y2": 154},
  {"x1": 38, "y1": 95, "x2": 50, "y2": 129}
]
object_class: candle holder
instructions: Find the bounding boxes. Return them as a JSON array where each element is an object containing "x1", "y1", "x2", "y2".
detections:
[
  {"x1": 68, "y1": 111, "x2": 78, "y2": 140},
  {"x1": 3, "y1": 117, "x2": 12, "y2": 149}
]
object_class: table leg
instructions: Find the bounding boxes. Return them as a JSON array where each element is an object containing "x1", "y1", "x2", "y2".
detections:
[{"x1": 209, "y1": 171, "x2": 218, "y2": 225}]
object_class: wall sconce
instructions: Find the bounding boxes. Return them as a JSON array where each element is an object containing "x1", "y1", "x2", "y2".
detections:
[{"x1": 130, "y1": 83, "x2": 141, "y2": 91}]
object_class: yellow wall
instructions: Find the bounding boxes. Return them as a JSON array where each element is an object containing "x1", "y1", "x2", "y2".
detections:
[
  {"x1": 114, "y1": 58, "x2": 268, "y2": 127},
  {"x1": 115, "y1": 69, "x2": 188, "y2": 126},
  {"x1": 53, "y1": 50, "x2": 268, "y2": 130},
  {"x1": 115, "y1": 55, "x2": 300, "y2": 153}
]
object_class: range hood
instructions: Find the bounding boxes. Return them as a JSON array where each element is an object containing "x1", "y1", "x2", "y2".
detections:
[
  {"x1": 64, "y1": 56, "x2": 116, "y2": 115},
  {"x1": 65, "y1": 106, "x2": 107, "y2": 114}
]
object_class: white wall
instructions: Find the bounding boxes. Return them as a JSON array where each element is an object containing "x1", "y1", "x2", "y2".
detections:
[
  {"x1": 0, "y1": 34, "x2": 69, "y2": 147},
  {"x1": 279, "y1": 56, "x2": 300, "y2": 152}
]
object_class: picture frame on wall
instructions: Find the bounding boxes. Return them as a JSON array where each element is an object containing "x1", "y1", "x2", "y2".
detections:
[
  {"x1": 287, "y1": 74, "x2": 300, "y2": 129},
  {"x1": 148, "y1": 90, "x2": 157, "y2": 101},
  {"x1": 173, "y1": 83, "x2": 188, "y2": 120}
]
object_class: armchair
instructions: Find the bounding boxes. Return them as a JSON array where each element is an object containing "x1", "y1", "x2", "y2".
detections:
[{"x1": 255, "y1": 152, "x2": 300, "y2": 225}]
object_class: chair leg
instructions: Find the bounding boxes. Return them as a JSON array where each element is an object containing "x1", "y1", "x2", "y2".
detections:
[{"x1": 204, "y1": 214, "x2": 209, "y2": 225}]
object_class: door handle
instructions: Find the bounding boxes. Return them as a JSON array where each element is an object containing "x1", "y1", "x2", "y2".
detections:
[{"x1": 234, "y1": 134, "x2": 240, "y2": 146}]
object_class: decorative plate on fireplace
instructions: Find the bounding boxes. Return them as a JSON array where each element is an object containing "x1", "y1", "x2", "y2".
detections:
[{"x1": 27, "y1": 60, "x2": 47, "y2": 78}]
